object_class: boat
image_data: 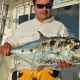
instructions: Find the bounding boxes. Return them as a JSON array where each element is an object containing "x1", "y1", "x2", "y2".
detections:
[{"x1": 0, "y1": 0, "x2": 80, "y2": 80}]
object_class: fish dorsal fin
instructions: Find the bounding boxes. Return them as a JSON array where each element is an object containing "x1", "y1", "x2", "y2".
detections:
[{"x1": 38, "y1": 31, "x2": 46, "y2": 39}]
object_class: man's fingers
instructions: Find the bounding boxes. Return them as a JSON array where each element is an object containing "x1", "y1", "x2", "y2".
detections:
[
  {"x1": 59, "y1": 60, "x2": 66, "y2": 67},
  {"x1": 58, "y1": 60, "x2": 74, "y2": 68},
  {"x1": 0, "y1": 45, "x2": 6, "y2": 55},
  {"x1": 0, "y1": 45, "x2": 2, "y2": 53},
  {"x1": 0, "y1": 45, "x2": 10, "y2": 56}
]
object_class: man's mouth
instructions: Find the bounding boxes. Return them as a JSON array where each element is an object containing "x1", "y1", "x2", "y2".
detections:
[{"x1": 42, "y1": 13, "x2": 48, "y2": 16}]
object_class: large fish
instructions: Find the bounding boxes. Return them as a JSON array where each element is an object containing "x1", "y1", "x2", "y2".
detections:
[{"x1": 10, "y1": 37, "x2": 80, "y2": 68}]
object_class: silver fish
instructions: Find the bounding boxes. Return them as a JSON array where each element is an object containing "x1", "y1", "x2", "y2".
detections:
[{"x1": 10, "y1": 37, "x2": 80, "y2": 67}]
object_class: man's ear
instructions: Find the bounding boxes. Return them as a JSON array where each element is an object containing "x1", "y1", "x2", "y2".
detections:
[{"x1": 33, "y1": 5, "x2": 35, "y2": 11}]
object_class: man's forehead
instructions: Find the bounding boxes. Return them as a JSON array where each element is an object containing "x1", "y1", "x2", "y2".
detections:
[{"x1": 35, "y1": 0, "x2": 52, "y2": 3}]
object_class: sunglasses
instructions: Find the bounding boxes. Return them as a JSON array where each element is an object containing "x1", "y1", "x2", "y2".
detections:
[{"x1": 35, "y1": 3, "x2": 53, "y2": 9}]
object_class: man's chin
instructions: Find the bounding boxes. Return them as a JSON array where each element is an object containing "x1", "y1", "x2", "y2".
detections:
[{"x1": 41, "y1": 16, "x2": 49, "y2": 20}]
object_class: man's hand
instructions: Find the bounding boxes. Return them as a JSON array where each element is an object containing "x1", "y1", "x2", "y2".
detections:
[
  {"x1": 58, "y1": 59, "x2": 74, "y2": 68},
  {"x1": 0, "y1": 42, "x2": 12, "y2": 56}
]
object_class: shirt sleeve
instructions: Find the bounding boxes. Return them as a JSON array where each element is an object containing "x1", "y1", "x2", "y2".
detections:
[
  {"x1": 59, "y1": 23, "x2": 69, "y2": 37},
  {"x1": 63, "y1": 28, "x2": 69, "y2": 37},
  {"x1": 5, "y1": 29, "x2": 20, "y2": 48}
]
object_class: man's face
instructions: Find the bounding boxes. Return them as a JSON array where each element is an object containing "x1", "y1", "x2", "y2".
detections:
[{"x1": 34, "y1": 0, "x2": 53, "y2": 22}]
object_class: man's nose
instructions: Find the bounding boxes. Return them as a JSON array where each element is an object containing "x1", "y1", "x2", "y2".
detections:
[{"x1": 43, "y1": 6, "x2": 47, "y2": 10}]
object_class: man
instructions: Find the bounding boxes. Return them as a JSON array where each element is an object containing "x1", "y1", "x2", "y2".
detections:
[
  {"x1": 0, "y1": 0, "x2": 73, "y2": 80},
  {"x1": 0, "y1": 0, "x2": 69, "y2": 56}
]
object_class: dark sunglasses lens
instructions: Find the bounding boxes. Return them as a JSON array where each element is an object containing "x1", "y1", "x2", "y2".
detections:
[
  {"x1": 46, "y1": 3, "x2": 52, "y2": 8},
  {"x1": 37, "y1": 4, "x2": 44, "y2": 9}
]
